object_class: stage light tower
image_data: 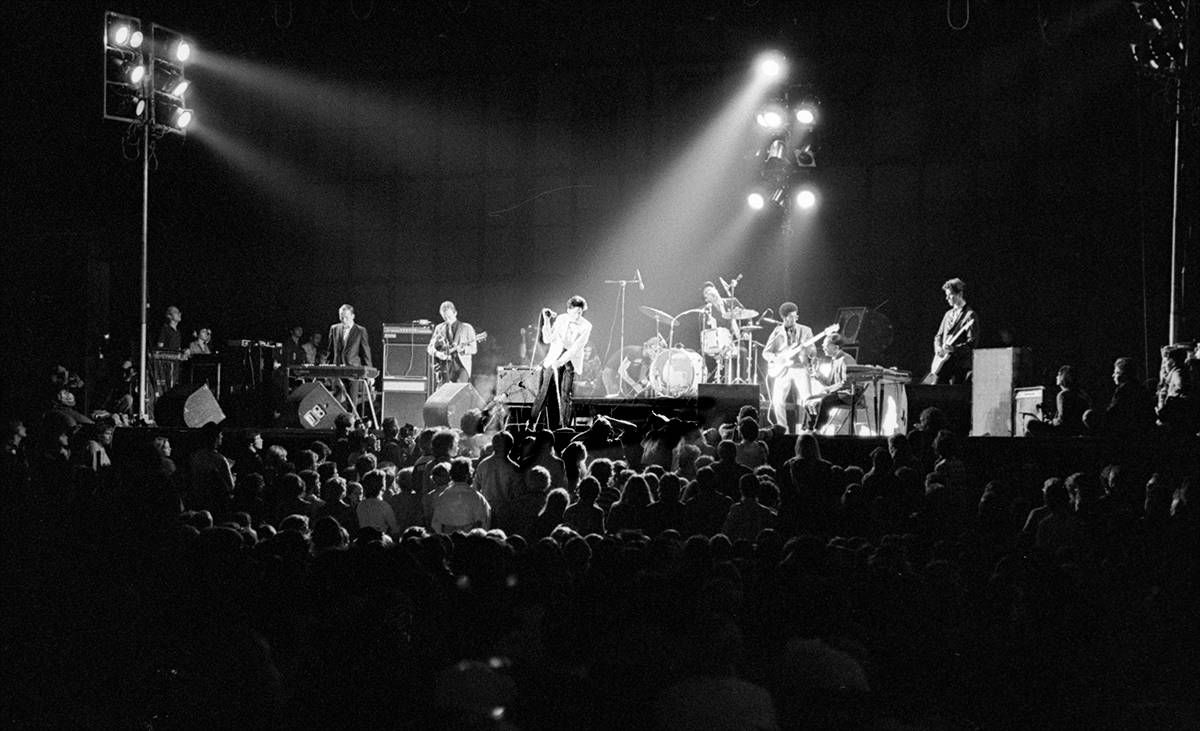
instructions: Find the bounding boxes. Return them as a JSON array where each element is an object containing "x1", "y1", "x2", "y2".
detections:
[{"x1": 103, "y1": 11, "x2": 196, "y2": 422}]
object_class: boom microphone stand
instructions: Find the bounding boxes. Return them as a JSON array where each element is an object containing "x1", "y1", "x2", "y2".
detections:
[{"x1": 603, "y1": 270, "x2": 642, "y2": 392}]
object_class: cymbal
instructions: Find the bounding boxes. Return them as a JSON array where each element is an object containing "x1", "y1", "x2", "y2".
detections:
[
  {"x1": 738, "y1": 324, "x2": 763, "y2": 331},
  {"x1": 677, "y1": 307, "x2": 707, "y2": 318},
  {"x1": 731, "y1": 307, "x2": 760, "y2": 320},
  {"x1": 639, "y1": 305, "x2": 675, "y2": 325}
]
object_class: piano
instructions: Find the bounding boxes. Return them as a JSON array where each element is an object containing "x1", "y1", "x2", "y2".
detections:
[
  {"x1": 845, "y1": 364, "x2": 912, "y2": 384},
  {"x1": 844, "y1": 364, "x2": 911, "y2": 436},
  {"x1": 287, "y1": 364, "x2": 380, "y2": 381}
]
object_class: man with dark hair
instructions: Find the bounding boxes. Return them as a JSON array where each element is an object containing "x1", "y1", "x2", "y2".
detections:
[
  {"x1": 188, "y1": 421, "x2": 234, "y2": 513},
  {"x1": 282, "y1": 325, "x2": 305, "y2": 368},
  {"x1": 803, "y1": 333, "x2": 858, "y2": 432},
  {"x1": 1027, "y1": 365, "x2": 1091, "y2": 436},
  {"x1": 764, "y1": 301, "x2": 815, "y2": 429},
  {"x1": 355, "y1": 468, "x2": 397, "y2": 536},
  {"x1": 326, "y1": 303, "x2": 373, "y2": 417},
  {"x1": 928, "y1": 278, "x2": 978, "y2": 384},
  {"x1": 533, "y1": 295, "x2": 592, "y2": 429}
]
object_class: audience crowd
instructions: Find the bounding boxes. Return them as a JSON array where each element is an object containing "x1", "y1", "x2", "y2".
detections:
[{"x1": 1, "y1": 352, "x2": 1198, "y2": 728}]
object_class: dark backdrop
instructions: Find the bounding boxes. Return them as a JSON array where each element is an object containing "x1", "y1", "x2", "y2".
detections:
[{"x1": 2, "y1": 0, "x2": 1191, "y2": 418}]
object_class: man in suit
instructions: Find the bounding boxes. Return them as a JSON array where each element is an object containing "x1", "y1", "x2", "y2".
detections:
[
  {"x1": 326, "y1": 304, "x2": 373, "y2": 417},
  {"x1": 426, "y1": 301, "x2": 478, "y2": 386}
]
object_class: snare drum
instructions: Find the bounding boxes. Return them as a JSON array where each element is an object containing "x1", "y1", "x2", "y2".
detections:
[
  {"x1": 650, "y1": 348, "x2": 704, "y2": 397},
  {"x1": 700, "y1": 327, "x2": 733, "y2": 356}
]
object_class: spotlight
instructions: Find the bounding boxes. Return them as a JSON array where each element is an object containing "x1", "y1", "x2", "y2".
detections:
[
  {"x1": 756, "y1": 107, "x2": 785, "y2": 130},
  {"x1": 175, "y1": 108, "x2": 193, "y2": 129},
  {"x1": 171, "y1": 79, "x2": 190, "y2": 97},
  {"x1": 795, "y1": 188, "x2": 817, "y2": 210},
  {"x1": 113, "y1": 25, "x2": 130, "y2": 45},
  {"x1": 795, "y1": 107, "x2": 816, "y2": 125},
  {"x1": 175, "y1": 40, "x2": 191, "y2": 62},
  {"x1": 130, "y1": 30, "x2": 144, "y2": 48},
  {"x1": 764, "y1": 138, "x2": 787, "y2": 162},
  {"x1": 755, "y1": 51, "x2": 787, "y2": 81},
  {"x1": 154, "y1": 91, "x2": 193, "y2": 133},
  {"x1": 747, "y1": 192, "x2": 766, "y2": 210},
  {"x1": 794, "y1": 144, "x2": 816, "y2": 167},
  {"x1": 128, "y1": 64, "x2": 146, "y2": 84}
]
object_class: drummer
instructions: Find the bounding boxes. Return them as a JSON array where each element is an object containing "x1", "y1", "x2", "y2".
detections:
[
  {"x1": 701, "y1": 281, "x2": 741, "y2": 382},
  {"x1": 602, "y1": 335, "x2": 666, "y2": 397}
]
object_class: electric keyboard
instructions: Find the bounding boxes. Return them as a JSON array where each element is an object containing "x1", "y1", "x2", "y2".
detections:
[{"x1": 288, "y1": 364, "x2": 380, "y2": 380}]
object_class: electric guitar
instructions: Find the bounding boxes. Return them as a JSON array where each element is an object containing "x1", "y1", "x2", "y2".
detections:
[
  {"x1": 765, "y1": 324, "x2": 840, "y2": 379},
  {"x1": 618, "y1": 356, "x2": 650, "y2": 396},
  {"x1": 433, "y1": 331, "x2": 487, "y2": 383},
  {"x1": 923, "y1": 313, "x2": 975, "y2": 384}
]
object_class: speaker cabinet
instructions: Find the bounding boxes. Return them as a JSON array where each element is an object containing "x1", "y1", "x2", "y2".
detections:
[
  {"x1": 382, "y1": 379, "x2": 427, "y2": 428},
  {"x1": 154, "y1": 383, "x2": 226, "y2": 428},
  {"x1": 284, "y1": 382, "x2": 349, "y2": 430},
  {"x1": 1013, "y1": 386, "x2": 1047, "y2": 438},
  {"x1": 971, "y1": 347, "x2": 1033, "y2": 436},
  {"x1": 697, "y1": 384, "x2": 759, "y2": 428},
  {"x1": 423, "y1": 382, "x2": 485, "y2": 428}
]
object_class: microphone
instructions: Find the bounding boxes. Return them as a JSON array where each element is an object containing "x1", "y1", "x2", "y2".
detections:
[
  {"x1": 732, "y1": 273, "x2": 743, "y2": 285},
  {"x1": 719, "y1": 276, "x2": 730, "y2": 292},
  {"x1": 635, "y1": 268, "x2": 644, "y2": 291},
  {"x1": 762, "y1": 317, "x2": 782, "y2": 324}
]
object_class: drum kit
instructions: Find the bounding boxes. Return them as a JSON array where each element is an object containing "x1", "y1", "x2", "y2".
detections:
[{"x1": 634, "y1": 298, "x2": 767, "y2": 398}]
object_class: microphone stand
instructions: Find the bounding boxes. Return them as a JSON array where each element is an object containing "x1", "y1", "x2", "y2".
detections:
[{"x1": 603, "y1": 274, "x2": 640, "y2": 396}]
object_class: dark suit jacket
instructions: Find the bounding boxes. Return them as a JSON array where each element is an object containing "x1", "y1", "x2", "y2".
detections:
[{"x1": 326, "y1": 323, "x2": 372, "y2": 367}]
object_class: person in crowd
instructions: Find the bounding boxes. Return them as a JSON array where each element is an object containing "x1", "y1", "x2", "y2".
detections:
[
  {"x1": 781, "y1": 432, "x2": 835, "y2": 533},
  {"x1": 733, "y1": 416, "x2": 769, "y2": 468},
  {"x1": 273, "y1": 473, "x2": 311, "y2": 525},
  {"x1": 608, "y1": 474, "x2": 653, "y2": 533},
  {"x1": 643, "y1": 471, "x2": 686, "y2": 535},
  {"x1": 530, "y1": 487, "x2": 569, "y2": 541},
  {"x1": 683, "y1": 466, "x2": 733, "y2": 537},
  {"x1": 560, "y1": 441, "x2": 587, "y2": 495},
  {"x1": 1156, "y1": 345, "x2": 1194, "y2": 433},
  {"x1": 522, "y1": 429, "x2": 566, "y2": 489},
  {"x1": 475, "y1": 431, "x2": 521, "y2": 512},
  {"x1": 429, "y1": 458, "x2": 491, "y2": 534},
  {"x1": 188, "y1": 422, "x2": 234, "y2": 514},
  {"x1": 722, "y1": 473, "x2": 777, "y2": 542},
  {"x1": 711, "y1": 439, "x2": 753, "y2": 501},
  {"x1": 508, "y1": 465, "x2": 551, "y2": 539},
  {"x1": 356, "y1": 468, "x2": 398, "y2": 537},
  {"x1": 563, "y1": 475, "x2": 605, "y2": 536}
]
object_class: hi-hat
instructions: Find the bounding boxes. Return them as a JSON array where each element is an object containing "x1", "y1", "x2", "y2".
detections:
[{"x1": 738, "y1": 324, "x2": 763, "y2": 331}]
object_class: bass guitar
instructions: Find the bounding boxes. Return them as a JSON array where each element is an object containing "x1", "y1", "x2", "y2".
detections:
[
  {"x1": 923, "y1": 313, "x2": 975, "y2": 384},
  {"x1": 764, "y1": 324, "x2": 839, "y2": 379}
]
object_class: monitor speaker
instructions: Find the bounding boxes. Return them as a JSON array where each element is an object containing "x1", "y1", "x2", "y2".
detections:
[
  {"x1": 282, "y1": 381, "x2": 348, "y2": 430},
  {"x1": 971, "y1": 347, "x2": 1033, "y2": 436},
  {"x1": 154, "y1": 383, "x2": 226, "y2": 428},
  {"x1": 423, "y1": 382, "x2": 485, "y2": 428}
]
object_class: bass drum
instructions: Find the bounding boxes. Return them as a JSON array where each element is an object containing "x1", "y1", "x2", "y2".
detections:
[{"x1": 650, "y1": 348, "x2": 704, "y2": 398}]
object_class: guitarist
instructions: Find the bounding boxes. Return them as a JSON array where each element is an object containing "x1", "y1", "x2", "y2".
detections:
[
  {"x1": 427, "y1": 301, "x2": 479, "y2": 386},
  {"x1": 930, "y1": 278, "x2": 978, "y2": 384},
  {"x1": 764, "y1": 302, "x2": 816, "y2": 429}
]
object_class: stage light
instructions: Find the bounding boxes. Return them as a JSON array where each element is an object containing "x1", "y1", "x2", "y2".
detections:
[
  {"x1": 154, "y1": 91, "x2": 193, "y2": 133},
  {"x1": 130, "y1": 30, "x2": 143, "y2": 48},
  {"x1": 113, "y1": 25, "x2": 130, "y2": 45},
  {"x1": 795, "y1": 107, "x2": 816, "y2": 125},
  {"x1": 171, "y1": 79, "x2": 190, "y2": 97},
  {"x1": 756, "y1": 108, "x2": 785, "y2": 130},
  {"x1": 755, "y1": 51, "x2": 787, "y2": 81},
  {"x1": 175, "y1": 40, "x2": 191, "y2": 62},
  {"x1": 769, "y1": 186, "x2": 788, "y2": 207},
  {"x1": 795, "y1": 188, "x2": 817, "y2": 210},
  {"x1": 128, "y1": 63, "x2": 146, "y2": 84},
  {"x1": 765, "y1": 138, "x2": 787, "y2": 162},
  {"x1": 175, "y1": 108, "x2": 193, "y2": 129},
  {"x1": 794, "y1": 143, "x2": 816, "y2": 167},
  {"x1": 747, "y1": 192, "x2": 765, "y2": 210}
]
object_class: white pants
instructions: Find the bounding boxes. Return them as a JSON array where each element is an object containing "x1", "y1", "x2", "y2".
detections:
[{"x1": 771, "y1": 367, "x2": 812, "y2": 428}]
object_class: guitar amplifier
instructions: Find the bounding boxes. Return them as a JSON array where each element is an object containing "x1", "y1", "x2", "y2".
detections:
[
  {"x1": 382, "y1": 322, "x2": 433, "y2": 380},
  {"x1": 495, "y1": 365, "x2": 538, "y2": 405}
]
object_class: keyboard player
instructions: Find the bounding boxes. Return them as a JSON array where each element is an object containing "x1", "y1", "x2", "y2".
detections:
[
  {"x1": 802, "y1": 333, "x2": 857, "y2": 431},
  {"x1": 325, "y1": 304, "x2": 374, "y2": 418}
]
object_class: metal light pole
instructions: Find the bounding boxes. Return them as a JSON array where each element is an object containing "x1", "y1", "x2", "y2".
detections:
[{"x1": 138, "y1": 125, "x2": 150, "y2": 421}]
